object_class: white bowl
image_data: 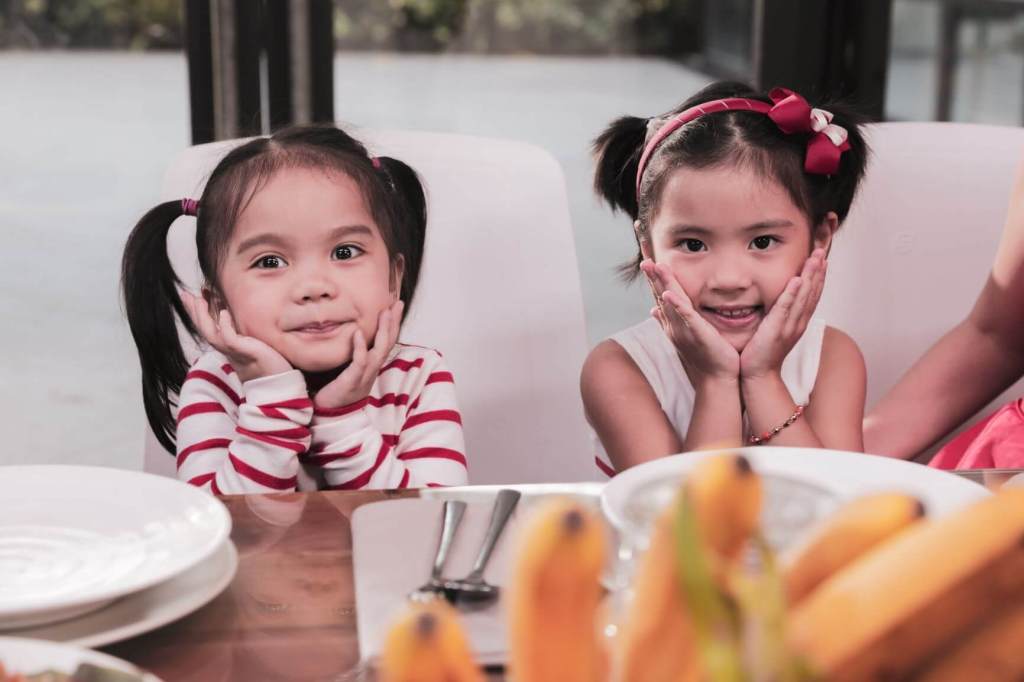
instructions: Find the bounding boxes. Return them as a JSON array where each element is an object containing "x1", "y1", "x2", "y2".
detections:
[{"x1": 602, "y1": 447, "x2": 990, "y2": 552}]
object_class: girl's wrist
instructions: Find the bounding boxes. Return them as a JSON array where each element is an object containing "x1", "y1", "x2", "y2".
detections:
[
  {"x1": 677, "y1": 352, "x2": 740, "y2": 387},
  {"x1": 237, "y1": 359, "x2": 293, "y2": 384},
  {"x1": 312, "y1": 387, "x2": 371, "y2": 412},
  {"x1": 740, "y1": 371, "x2": 786, "y2": 405},
  {"x1": 740, "y1": 368, "x2": 783, "y2": 385},
  {"x1": 693, "y1": 373, "x2": 742, "y2": 396}
]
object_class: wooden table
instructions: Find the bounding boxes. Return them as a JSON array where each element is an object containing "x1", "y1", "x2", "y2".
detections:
[
  {"x1": 104, "y1": 489, "x2": 424, "y2": 681},
  {"x1": 101, "y1": 472, "x2": 1020, "y2": 681}
]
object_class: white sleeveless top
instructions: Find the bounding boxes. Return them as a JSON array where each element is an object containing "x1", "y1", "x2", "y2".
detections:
[{"x1": 593, "y1": 316, "x2": 827, "y2": 476}]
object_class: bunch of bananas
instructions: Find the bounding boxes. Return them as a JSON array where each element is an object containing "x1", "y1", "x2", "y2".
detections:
[{"x1": 379, "y1": 454, "x2": 1024, "y2": 681}]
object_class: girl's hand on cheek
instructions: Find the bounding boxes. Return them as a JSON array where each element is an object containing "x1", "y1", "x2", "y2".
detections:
[
  {"x1": 642, "y1": 260, "x2": 740, "y2": 384},
  {"x1": 181, "y1": 290, "x2": 292, "y2": 383},
  {"x1": 740, "y1": 249, "x2": 826, "y2": 379},
  {"x1": 315, "y1": 300, "x2": 404, "y2": 410}
]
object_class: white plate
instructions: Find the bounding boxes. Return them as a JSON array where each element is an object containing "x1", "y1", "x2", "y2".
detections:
[
  {"x1": 9, "y1": 540, "x2": 238, "y2": 648},
  {"x1": 0, "y1": 636, "x2": 162, "y2": 681},
  {"x1": 601, "y1": 447, "x2": 990, "y2": 550},
  {"x1": 0, "y1": 466, "x2": 231, "y2": 629}
]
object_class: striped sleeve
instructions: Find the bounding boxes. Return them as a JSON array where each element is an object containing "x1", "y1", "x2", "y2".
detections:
[
  {"x1": 175, "y1": 352, "x2": 313, "y2": 494},
  {"x1": 310, "y1": 348, "x2": 467, "y2": 490}
]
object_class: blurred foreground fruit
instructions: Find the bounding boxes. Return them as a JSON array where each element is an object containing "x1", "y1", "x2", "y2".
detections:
[
  {"x1": 782, "y1": 492, "x2": 925, "y2": 605},
  {"x1": 788, "y1": 488, "x2": 1024, "y2": 681},
  {"x1": 379, "y1": 600, "x2": 484, "y2": 682},
  {"x1": 508, "y1": 499, "x2": 608, "y2": 682},
  {"x1": 687, "y1": 454, "x2": 763, "y2": 562}
]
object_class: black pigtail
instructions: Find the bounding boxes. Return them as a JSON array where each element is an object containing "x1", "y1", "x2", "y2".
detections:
[
  {"x1": 376, "y1": 156, "x2": 427, "y2": 316},
  {"x1": 121, "y1": 201, "x2": 195, "y2": 453},
  {"x1": 811, "y1": 100, "x2": 870, "y2": 223},
  {"x1": 592, "y1": 115, "x2": 648, "y2": 220}
]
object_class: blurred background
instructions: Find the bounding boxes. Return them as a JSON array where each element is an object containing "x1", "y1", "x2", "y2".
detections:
[{"x1": 2, "y1": 0, "x2": 1022, "y2": 469}]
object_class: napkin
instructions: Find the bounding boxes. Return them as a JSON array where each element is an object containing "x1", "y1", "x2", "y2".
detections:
[{"x1": 352, "y1": 497, "x2": 521, "y2": 665}]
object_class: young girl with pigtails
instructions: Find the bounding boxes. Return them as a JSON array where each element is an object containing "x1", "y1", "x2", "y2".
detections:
[
  {"x1": 122, "y1": 125, "x2": 467, "y2": 494},
  {"x1": 583, "y1": 81, "x2": 871, "y2": 475}
]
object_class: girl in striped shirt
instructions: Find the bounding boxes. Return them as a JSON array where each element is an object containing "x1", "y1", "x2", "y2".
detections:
[{"x1": 121, "y1": 125, "x2": 467, "y2": 494}]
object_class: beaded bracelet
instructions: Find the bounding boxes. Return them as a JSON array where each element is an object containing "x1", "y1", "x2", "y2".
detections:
[{"x1": 749, "y1": 403, "x2": 807, "y2": 445}]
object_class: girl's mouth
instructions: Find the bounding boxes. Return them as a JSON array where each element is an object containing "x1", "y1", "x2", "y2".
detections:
[
  {"x1": 292, "y1": 321, "x2": 344, "y2": 335},
  {"x1": 700, "y1": 305, "x2": 763, "y2": 329}
]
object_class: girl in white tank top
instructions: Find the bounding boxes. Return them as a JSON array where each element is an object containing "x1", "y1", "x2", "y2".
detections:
[{"x1": 583, "y1": 82, "x2": 870, "y2": 476}]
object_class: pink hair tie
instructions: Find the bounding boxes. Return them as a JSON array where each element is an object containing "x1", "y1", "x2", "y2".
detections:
[
  {"x1": 635, "y1": 87, "x2": 850, "y2": 199},
  {"x1": 370, "y1": 156, "x2": 381, "y2": 169},
  {"x1": 181, "y1": 198, "x2": 199, "y2": 216}
]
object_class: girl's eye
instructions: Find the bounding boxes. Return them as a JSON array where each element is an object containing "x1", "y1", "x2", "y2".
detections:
[
  {"x1": 253, "y1": 255, "x2": 285, "y2": 269},
  {"x1": 333, "y1": 244, "x2": 364, "y2": 261},
  {"x1": 751, "y1": 235, "x2": 777, "y2": 251},
  {"x1": 681, "y1": 239, "x2": 706, "y2": 253}
]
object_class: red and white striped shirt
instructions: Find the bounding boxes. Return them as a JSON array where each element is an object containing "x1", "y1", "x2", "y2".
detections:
[{"x1": 175, "y1": 344, "x2": 468, "y2": 494}]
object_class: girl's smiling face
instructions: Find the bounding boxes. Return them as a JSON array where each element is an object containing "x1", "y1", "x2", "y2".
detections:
[
  {"x1": 646, "y1": 164, "x2": 835, "y2": 352},
  {"x1": 214, "y1": 166, "x2": 402, "y2": 373}
]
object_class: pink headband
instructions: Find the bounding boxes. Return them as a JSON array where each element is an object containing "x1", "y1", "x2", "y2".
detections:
[
  {"x1": 181, "y1": 198, "x2": 199, "y2": 216},
  {"x1": 635, "y1": 87, "x2": 851, "y2": 198}
]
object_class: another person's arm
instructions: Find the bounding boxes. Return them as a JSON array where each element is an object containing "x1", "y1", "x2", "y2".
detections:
[{"x1": 864, "y1": 164, "x2": 1024, "y2": 459}]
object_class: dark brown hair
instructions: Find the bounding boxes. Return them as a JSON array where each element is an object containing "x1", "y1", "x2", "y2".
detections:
[{"x1": 593, "y1": 81, "x2": 870, "y2": 280}]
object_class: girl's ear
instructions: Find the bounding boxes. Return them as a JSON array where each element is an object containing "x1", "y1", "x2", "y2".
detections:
[
  {"x1": 813, "y1": 212, "x2": 839, "y2": 255},
  {"x1": 390, "y1": 254, "x2": 405, "y2": 299},
  {"x1": 635, "y1": 220, "x2": 655, "y2": 261},
  {"x1": 202, "y1": 286, "x2": 224, "y2": 316}
]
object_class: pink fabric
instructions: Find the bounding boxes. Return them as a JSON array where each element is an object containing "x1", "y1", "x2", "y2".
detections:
[{"x1": 929, "y1": 399, "x2": 1024, "y2": 469}]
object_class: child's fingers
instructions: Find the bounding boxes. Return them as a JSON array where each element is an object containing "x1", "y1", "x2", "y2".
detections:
[
  {"x1": 640, "y1": 259, "x2": 665, "y2": 303},
  {"x1": 181, "y1": 291, "x2": 220, "y2": 345},
  {"x1": 811, "y1": 256, "x2": 828, "y2": 307},
  {"x1": 787, "y1": 266, "x2": 817, "y2": 333},
  {"x1": 652, "y1": 262, "x2": 690, "y2": 303},
  {"x1": 767, "y1": 276, "x2": 802, "y2": 329},
  {"x1": 217, "y1": 309, "x2": 245, "y2": 353},
  {"x1": 350, "y1": 328, "x2": 368, "y2": 373},
  {"x1": 790, "y1": 253, "x2": 826, "y2": 333},
  {"x1": 388, "y1": 300, "x2": 404, "y2": 346},
  {"x1": 799, "y1": 256, "x2": 827, "y2": 330},
  {"x1": 661, "y1": 290, "x2": 699, "y2": 329},
  {"x1": 393, "y1": 300, "x2": 404, "y2": 336},
  {"x1": 363, "y1": 310, "x2": 392, "y2": 383}
]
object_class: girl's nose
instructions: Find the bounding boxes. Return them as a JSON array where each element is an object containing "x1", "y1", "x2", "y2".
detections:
[
  {"x1": 707, "y1": 256, "x2": 752, "y2": 291},
  {"x1": 293, "y1": 269, "x2": 338, "y2": 302}
]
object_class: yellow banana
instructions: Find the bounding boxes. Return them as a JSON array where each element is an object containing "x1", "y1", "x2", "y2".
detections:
[
  {"x1": 782, "y1": 492, "x2": 925, "y2": 605},
  {"x1": 616, "y1": 496, "x2": 699, "y2": 682},
  {"x1": 686, "y1": 453, "x2": 763, "y2": 562},
  {"x1": 617, "y1": 453, "x2": 765, "y2": 682},
  {"x1": 507, "y1": 499, "x2": 608, "y2": 682},
  {"x1": 378, "y1": 600, "x2": 484, "y2": 682},
  {"x1": 788, "y1": 488, "x2": 1024, "y2": 681},
  {"x1": 913, "y1": 598, "x2": 1024, "y2": 682}
]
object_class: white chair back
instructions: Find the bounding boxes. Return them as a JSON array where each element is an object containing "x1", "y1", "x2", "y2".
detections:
[{"x1": 143, "y1": 128, "x2": 596, "y2": 483}]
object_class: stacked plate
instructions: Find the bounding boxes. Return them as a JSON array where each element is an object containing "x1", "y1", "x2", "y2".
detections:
[{"x1": 0, "y1": 466, "x2": 238, "y2": 649}]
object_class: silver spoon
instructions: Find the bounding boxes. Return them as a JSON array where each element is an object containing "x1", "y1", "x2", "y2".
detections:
[
  {"x1": 442, "y1": 489, "x2": 522, "y2": 605},
  {"x1": 409, "y1": 499, "x2": 467, "y2": 602}
]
